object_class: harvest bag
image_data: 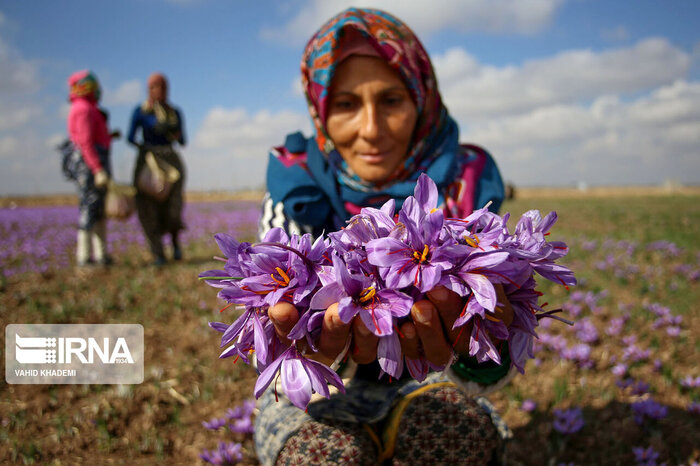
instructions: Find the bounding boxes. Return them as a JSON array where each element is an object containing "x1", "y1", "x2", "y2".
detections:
[{"x1": 136, "y1": 151, "x2": 180, "y2": 202}]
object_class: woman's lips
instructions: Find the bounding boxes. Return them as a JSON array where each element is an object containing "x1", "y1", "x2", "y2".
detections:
[{"x1": 357, "y1": 151, "x2": 390, "y2": 163}]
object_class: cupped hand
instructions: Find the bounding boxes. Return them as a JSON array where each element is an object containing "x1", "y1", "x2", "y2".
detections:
[
  {"x1": 399, "y1": 284, "x2": 514, "y2": 367},
  {"x1": 268, "y1": 284, "x2": 514, "y2": 369},
  {"x1": 268, "y1": 302, "x2": 379, "y2": 366}
]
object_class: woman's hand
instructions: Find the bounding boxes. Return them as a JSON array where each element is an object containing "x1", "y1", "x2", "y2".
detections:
[
  {"x1": 400, "y1": 285, "x2": 514, "y2": 367},
  {"x1": 268, "y1": 302, "x2": 379, "y2": 366},
  {"x1": 268, "y1": 283, "x2": 514, "y2": 368}
]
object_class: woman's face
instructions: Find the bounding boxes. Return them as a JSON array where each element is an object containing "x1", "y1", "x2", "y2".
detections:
[
  {"x1": 149, "y1": 81, "x2": 166, "y2": 103},
  {"x1": 326, "y1": 55, "x2": 418, "y2": 184}
]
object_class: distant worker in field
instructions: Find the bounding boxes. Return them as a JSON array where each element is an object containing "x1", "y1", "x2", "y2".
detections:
[
  {"x1": 66, "y1": 70, "x2": 118, "y2": 267},
  {"x1": 127, "y1": 73, "x2": 187, "y2": 266}
]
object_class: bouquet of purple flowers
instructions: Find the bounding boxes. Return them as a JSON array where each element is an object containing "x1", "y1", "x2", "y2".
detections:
[{"x1": 200, "y1": 174, "x2": 576, "y2": 409}]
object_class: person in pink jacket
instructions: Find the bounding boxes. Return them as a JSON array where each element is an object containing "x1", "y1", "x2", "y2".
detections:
[{"x1": 66, "y1": 70, "x2": 116, "y2": 267}]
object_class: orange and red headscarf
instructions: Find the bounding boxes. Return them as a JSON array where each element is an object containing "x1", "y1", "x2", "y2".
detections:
[{"x1": 68, "y1": 70, "x2": 101, "y2": 102}]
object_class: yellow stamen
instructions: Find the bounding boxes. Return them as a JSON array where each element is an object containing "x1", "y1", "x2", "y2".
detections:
[
  {"x1": 270, "y1": 267, "x2": 291, "y2": 286},
  {"x1": 485, "y1": 313, "x2": 501, "y2": 322},
  {"x1": 412, "y1": 244, "x2": 430, "y2": 263},
  {"x1": 429, "y1": 208, "x2": 440, "y2": 214},
  {"x1": 464, "y1": 235, "x2": 480, "y2": 248},
  {"x1": 359, "y1": 287, "x2": 376, "y2": 303}
]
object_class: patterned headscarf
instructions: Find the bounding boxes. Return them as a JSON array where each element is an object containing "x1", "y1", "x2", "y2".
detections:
[
  {"x1": 68, "y1": 70, "x2": 101, "y2": 102},
  {"x1": 301, "y1": 7, "x2": 453, "y2": 191}
]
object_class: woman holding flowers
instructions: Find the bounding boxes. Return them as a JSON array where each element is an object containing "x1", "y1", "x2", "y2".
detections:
[{"x1": 254, "y1": 8, "x2": 514, "y2": 465}]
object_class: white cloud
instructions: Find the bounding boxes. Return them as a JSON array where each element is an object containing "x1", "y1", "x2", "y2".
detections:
[
  {"x1": 0, "y1": 36, "x2": 40, "y2": 95},
  {"x1": 465, "y1": 80, "x2": 700, "y2": 186},
  {"x1": 601, "y1": 25, "x2": 630, "y2": 42},
  {"x1": 0, "y1": 131, "x2": 68, "y2": 195},
  {"x1": 187, "y1": 107, "x2": 311, "y2": 191},
  {"x1": 0, "y1": 104, "x2": 42, "y2": 130},
  {"x1": 262, "y1": 0, "x2": 563, "y2": 45},
  {"x1": 434, "y1": 37, "x2": 691, "y2": 121},
  {"x1": 103, "y1": 79, "x2": 142, "y2": 106}
]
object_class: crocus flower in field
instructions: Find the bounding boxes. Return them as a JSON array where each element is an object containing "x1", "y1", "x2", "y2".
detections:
[
  {"x1": 552, "y1": 407, "x2": 584, "y2": 434},
  {"x1": 632, "y1": 446, "x2": 660, "y2": 466},
  {"x1": 200, "y1": 441, "x2": 243, "y2": 465},
  {"x1": 680, "y1": 376, "x2": 700, "y2": 389},
  {"x1": 606, "y1": 316, "x2": 627, "y2": 336},
  {"x1": 229, "y1": 416, "x2": 254, "y2": 434},
  {"x1": 628, "y1": 380, "x2": 651, "y2": 396},
  {"x1": 225, "y1": 399, "x2": 256, "y2": 420},
  {"x1": 561, "y1": 343, "x2": 593, "y2": 369},
  {"x1": 688, "y1": 402, "x2": 700, "y2": 415},
  {"x1": 632, "y1": 399, "x2": 668, "y2": 424},
  {"x1": 574, "y1": 318, "x2": 599, "y2": 344},
  {"x1": 611, "y1": 363, "x2": 628, "y2": 378},
  {"x1": 202, "y1": 417, "x2": 229, "y2": 430},
  {"x1": 521, "y1": 399, "x2": 537, "y2": 412}
]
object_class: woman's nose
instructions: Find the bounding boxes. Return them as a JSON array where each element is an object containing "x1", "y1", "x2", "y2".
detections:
[{"x1": 358, "y1": 103, "x2": 381, "y2": 141}]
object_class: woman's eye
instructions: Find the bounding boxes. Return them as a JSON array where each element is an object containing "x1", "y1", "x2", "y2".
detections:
[
  {"x1": 332, "y1": 100, "x2": 354, "y2": 110},
  {"x1": 383, "y1": 95, "x2": 404, "y2": 106}
]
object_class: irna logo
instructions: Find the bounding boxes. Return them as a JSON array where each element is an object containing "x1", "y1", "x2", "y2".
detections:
[{"x1": 15, "y1": 334, "x2": 135, "y2": 364}]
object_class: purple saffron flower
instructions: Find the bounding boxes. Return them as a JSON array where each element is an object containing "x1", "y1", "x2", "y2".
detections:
[
  {"x1": 225, "y1": 399, "x2": 256, "y2": 420},
  {"x1": 611, "y1": 363, "x2": 628, "y2": 378},
  {"x1": 623, "y1": 343, "x2": 650, "y2": 363},
  {"x1": 688, "y1": 401, "x2": 700, "y2": 415},
  {"x1": 200, "y1": 441, "x2": 243, "y2": 465},
  {"x1": 552, "y1": 407, "x2": 584, "y2": 434},
  {"x1": 202, "y1": 417, "x2": 228, "y2": 430},
  {"x1": 574, "y1": 318, "x2": 599, "y2": 344},
  {"x1": 254, "y1": 346, "x2": 345, "y2": 410},
  {"x1": 199, "y1": 172, "x2": 579, "y2": 405},
  {"x1": 632, "y1": 399, "x2": 668, "y2": 424},
  {"x1": 561, "y1": 343, "x2": 593, "y2": 369},
  {"x1": 213, "y1": 228, "x2": 321, "y2": 309},
  {"x1": 521, "y1": 399, "x2": 537, "y2": 412},
  {"x1": 366, "y1": 174, "x2": 465, "y2": 293},
  {"x1": 606, "y1": 316, "x2": 626, "y2": 336},
  {"x1": 229, "y1": 416, "x2": 254, "y2": 434},
  {"x1": 680, "y1": 375, "x2": 700, "y2": 389},
  {"x1": 632, "y1": 446, "x2": 660, "y2": 466},
  {"x1": 310, "y1": 254, "x2": 413, "y2": 336},
  {"x1": 628, "y1": 380, "x2": 651, "y2": 396}
]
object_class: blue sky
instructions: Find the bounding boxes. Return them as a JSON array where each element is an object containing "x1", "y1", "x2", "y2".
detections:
[{"x1": 1, "y1": 0, "x2": 699, "y2": 195}]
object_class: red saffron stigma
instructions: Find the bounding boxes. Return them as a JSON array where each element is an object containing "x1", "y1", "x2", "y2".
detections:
[
  {"x1": 453, "y1": 325, "x2": 467, "y2": 348},
  {"x1": 219, "y1": 302, "x2": 234, "y2": 313},
  {"x1": 557, "y1": 276, "x2": 571, "y2": 290}
]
